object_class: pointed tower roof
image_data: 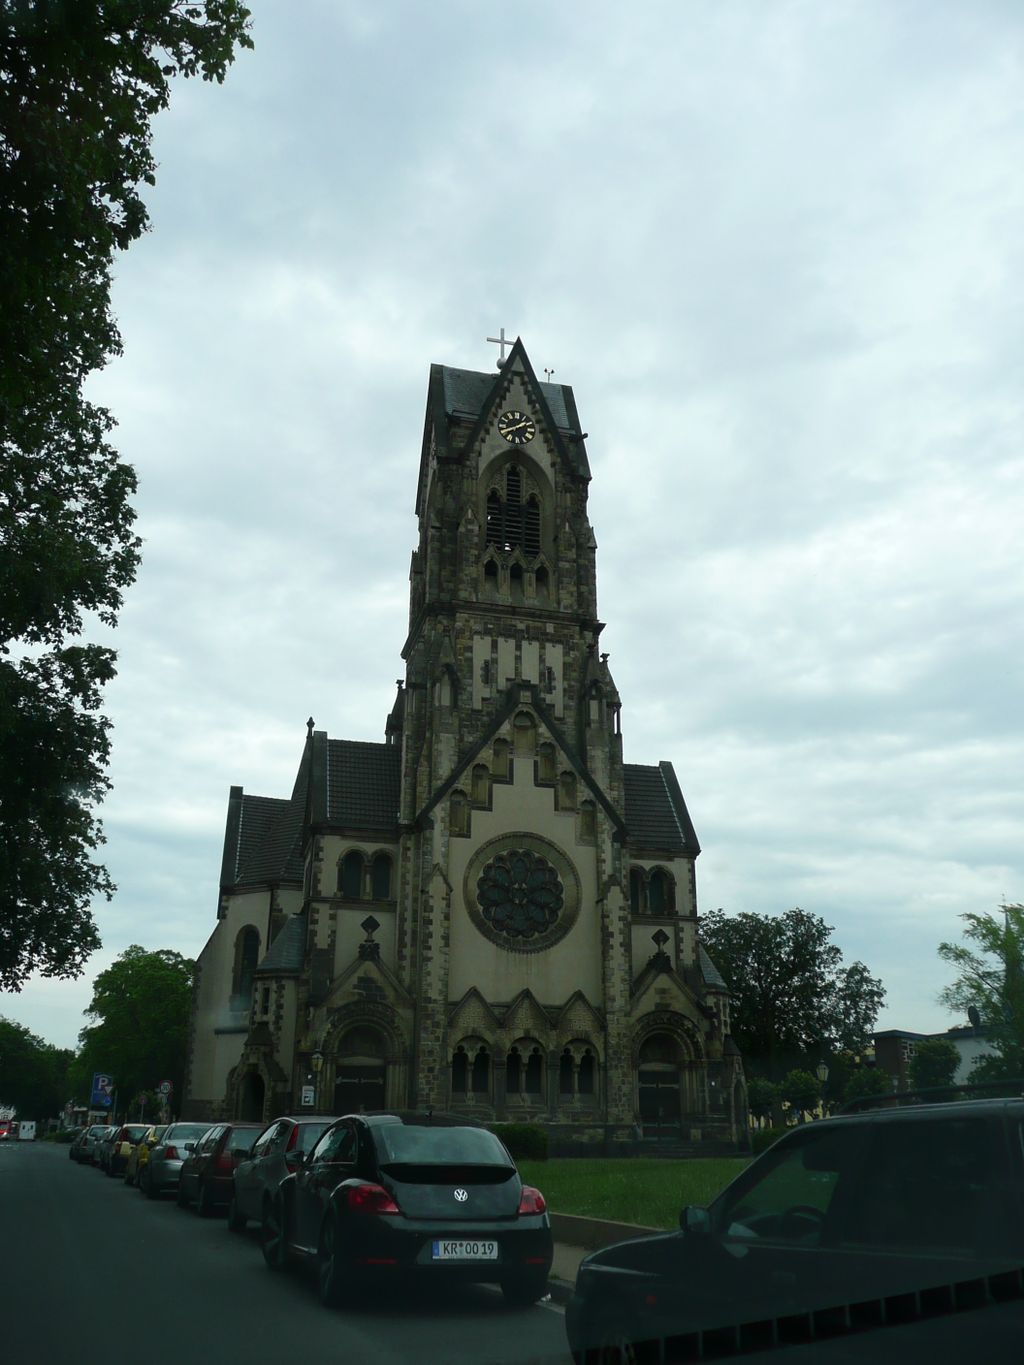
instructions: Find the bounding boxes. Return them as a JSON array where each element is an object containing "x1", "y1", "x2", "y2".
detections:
[{"x1": 415, "y1": 338, "x2": 590, "y2": 515}]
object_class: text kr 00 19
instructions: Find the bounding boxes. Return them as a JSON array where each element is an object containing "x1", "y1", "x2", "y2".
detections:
[{"x1": 260, "y1": 1111, "x2": 552, "y2": 1307}]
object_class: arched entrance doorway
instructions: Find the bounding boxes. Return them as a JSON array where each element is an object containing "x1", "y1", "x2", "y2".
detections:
[
  {"x1": 333, "y1": 1026, "x2": 386, "y2": 1113},
  {"x1": 638, "y1": 1033, "x2": 688, "y2": 1136},
  {"x1": 238, "y1": 1070, "x2": 265, "y2": 1121}
]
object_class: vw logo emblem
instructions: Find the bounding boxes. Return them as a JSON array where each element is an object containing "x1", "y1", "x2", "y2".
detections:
[{"x1": 453, "y1": 1187, "x2": 469, "y2": 1202}]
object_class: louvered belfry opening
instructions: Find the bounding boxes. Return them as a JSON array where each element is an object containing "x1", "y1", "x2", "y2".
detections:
[{"x1": 485, "y1": 464, "x2": 540, "y2": 558}]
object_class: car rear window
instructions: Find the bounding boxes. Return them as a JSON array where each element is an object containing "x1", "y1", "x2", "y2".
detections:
[
  {"x1": 374, "y1": 1124, "x2": 513, "y2": 1167},
  {"x1": 167, "y1": 1123, "x2": 213, "y2": 1142},
  {"x1": 122, "y1": 1126, "x2": 149, "y2": 1142}
]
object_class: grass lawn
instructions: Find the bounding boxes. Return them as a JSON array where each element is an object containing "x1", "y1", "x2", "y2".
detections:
[{"x1": 518, "y1": 1157, "x2": 751, "y2": 1230}]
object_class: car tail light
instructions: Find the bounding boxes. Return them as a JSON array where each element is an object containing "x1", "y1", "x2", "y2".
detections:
[
  {"x1": 346, "y1": 1183, "x2": 400, "y2": 1215},
  {"x1": 215, "y1": 1148, "x2": 233, "y2": 1173},
  {"x1": 163, "y1": 1145, "x2": 178, "y2": 1160},
  {"x1": 518, "y1": 1186, "x2": 546, "y2": 1215}
]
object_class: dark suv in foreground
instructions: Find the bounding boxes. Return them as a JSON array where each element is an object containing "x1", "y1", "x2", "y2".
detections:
[
  {"x1": 567, "y1": 1093, "x2": 1024, "y2": 1363},
  {"x1": 261, "y1": 1111, "x2": 552, "y2": 1308}
]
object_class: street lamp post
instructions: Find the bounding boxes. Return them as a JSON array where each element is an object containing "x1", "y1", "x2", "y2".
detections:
[{"x1": 815, "y1": 1060, "x2": 829, "y2": 1116}]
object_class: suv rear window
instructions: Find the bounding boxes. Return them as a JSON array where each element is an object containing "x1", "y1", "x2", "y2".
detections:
[{"x1": 374, "y1": 1124, "x2": 512, "y2": 1166}]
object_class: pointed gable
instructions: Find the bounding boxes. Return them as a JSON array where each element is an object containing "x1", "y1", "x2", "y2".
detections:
[
  {"x1": 624, "y1": 760, "x2": 700, "y2": 856},
  {"x1": 503, "y1": 987, "x2": 552, "y2": 1040}
]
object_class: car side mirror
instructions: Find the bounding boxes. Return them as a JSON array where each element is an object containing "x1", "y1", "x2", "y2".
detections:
[
  {"x1": 680, "y1": 1205, "x2": 711, "y2": 1235},
  {"x1": 184, "y1": 1142, "x2": 195, "y2": 1153}
]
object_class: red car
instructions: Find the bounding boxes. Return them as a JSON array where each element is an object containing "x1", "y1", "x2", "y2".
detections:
[{"x1": 176, "y1": 1121, "x2": 264, "y2": 1216}]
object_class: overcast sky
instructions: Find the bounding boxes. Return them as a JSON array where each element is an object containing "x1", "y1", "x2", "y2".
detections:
[{"x1": 5, "y1": 0, "x2": 1023, "y2": 1051}]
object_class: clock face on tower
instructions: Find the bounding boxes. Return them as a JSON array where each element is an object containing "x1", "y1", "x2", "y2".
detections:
[{"x1": 498, "y1": 410, "x2": 536, "y2": 445}]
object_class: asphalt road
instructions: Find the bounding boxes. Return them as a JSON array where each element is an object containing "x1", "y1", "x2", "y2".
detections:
[{"x1": 0, "y1": 1140, "x2": 571, "y2": 1365}]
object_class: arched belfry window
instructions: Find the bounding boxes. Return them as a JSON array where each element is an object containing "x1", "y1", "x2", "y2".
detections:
[
  {"x1": 232, "y1": 926, "x2": 260, "y2": 1005},
  {"x1": 371, "y1": 852, "x2": 392, "y2": 900},
  {"x1": 339, "y1": 850, "x2": 364, "y2": 900},
  {"x1": 485, "y1": 465, "x2": 544, "y2": 559}
]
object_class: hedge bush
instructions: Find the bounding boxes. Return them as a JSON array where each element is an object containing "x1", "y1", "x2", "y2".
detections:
[
  {"x1": 490, "y1": 1122, "x2": 548, "y2": 1161},
  {"x1": 750, "y1": 1126, "x2": 789, "y2": 1156}
]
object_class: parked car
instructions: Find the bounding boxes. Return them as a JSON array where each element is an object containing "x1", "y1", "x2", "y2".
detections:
[
  {"x1": 73, "y1": 1123, "x2": 109, "y2": 1164},
  {"x1": 565, "y1": 1095, "x2": 1024, "y2": 1362},
  {"x1": 177, "y1": 1121, "x2": 263, "y2": 1216},
  {"x1": 124, "y1": 1124, "x2": 166, "y2": 1186},
  {"x1": 64, "y1": 1127, "x2": 86, "y2": 1158},
  {"x1": 260, "y1": 1111, "x2": 552, "y2": 1307},
  {"x1": 229, "y1": 1114, "x2": 337, "y2": 1232},
  {"x1": 139, "y1": 1122, "x2": 214, "y2": 1199},
  {"x1": 95, "y1": 1125, "x2": 121, "y2": 1173},
  {"x1": 104, "y1": 1123, "x2": 152, "y2": 1177}
]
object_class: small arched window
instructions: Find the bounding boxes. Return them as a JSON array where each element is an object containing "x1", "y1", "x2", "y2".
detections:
[
  {"x1": 450, "y1": 790, "x2": 470, "y2": 836},
  {"x1": 232, "y1": 926, "x2": 260, "y2": 1004},
  {"x1": 471, "y1": 1046, "x2": 490, "y2": 1095},
  {"x1": 525, "y1": 1047, "x2": 543, "y2": 1095},
  {"x1": 579, "y1": 1048, "x2": 596, "y2": 1096},
  {"x1": 558, "y1": 771, "x2": 577, "y2": 811},
  {"x1": 509, "y1": 561, "x2": 524, "y2": 603},
  {"x1": 648, "y1": 869, "x2": 674, "y2": 915},
  {"x1": 483, "y1": 556, "x2": 499, "y2": 597},
  {"x1": 580, "y1": 800, "x2": 597, "y2": 841},
  {"x1": 484, "y1": 465, "x2": 542, "y2": 559},
  {"x1": 471, "y1": 763, "x2": 489, "y2": 806},
  {"x1": 371, "y1": 852, "x2": 392, "y2": 901},
  {"x1": 538, "y1": 742, "x2": 556, "y2": 784},
  {"x1": 535, "y1": 564, "x2": 550, "y2": 604},
  {"x1": 451, "y1": 1046, "x2": 469, "y2": 1095},
  {"x1": 559, "y1": 1049, "x2": 575, "y2": 1095},
  {"x1": 513, "y1": 712, "x2": 535, "y2": 757},
  {"x1": 506, "y1": 1047, "x2": 522, "y2": 1093},
  {"x1": 493, "y1": 738, "x2": 511, "y2": 779},
  {"x1": 629, "y1": 868, "x2": 644, "y2": 915},
  {"x1": 339, "y1": 851, "x2": 364, "y2": 900}
]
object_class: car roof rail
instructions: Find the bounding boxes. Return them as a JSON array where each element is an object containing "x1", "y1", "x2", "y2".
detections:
[{"x1": 839, "y1": 1075, "x2": 1024, "y2": 1114}]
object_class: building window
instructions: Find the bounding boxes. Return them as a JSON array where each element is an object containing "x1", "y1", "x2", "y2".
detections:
[
  {"x1": 450, "y1": 790, "x2": 470, "y2": 836},
  {"x1": 648, "y1": 869, "x2": 674, "y2": 915},
  {"x1": 371, "y1": 852, "x2": 392, "y2": 901},
  {"x1": 471, "y1": 763, "x2": 490, "y2": 806},
  {"x1": 559, "y1": 1049, "x2": 574, "y2": 1095},
  {"x1": 483, "y1": 556, "x2": 499, "y2": 597},
  {"x1": 485, "y1": 465, "x2": 544, "y2": 559},
  {"x1": 535, "y1": 564, "x2": 550, "y2": 604},
  {"x1": 509, "y1": 561, "x2": 524, "y2": 603},
  {"x1": 579, "y1": 800, "x2": 597, "y2": 841},
  {"x1": 558, "y1": 771, "x2": 577, "y2": 811},
  {"x1": 629, "y1": 868, "x2": 644, "y2": 915},
  {"x1": 525, "y1": 1047, "x2": 543, "y2": 1095},
  {"x1": 513, "y1": 711, "x2": 535, "y2": 757},
  {"x1": 339, "y1": 850, "x2": 364, "y2": 899},
  {"x1": 452, "y1": 1046, "x2": 469, "y2": 1095},
  {"x1": 506, "y1": 1047, "x2": 522, "y2": 1093},
  {"x1": 493, "y1": 738, "x2": 511, "y2": 780},
  {"x1": 232, "y1": 926, "x2": 260, "y2": 1005},
  {"x1": 538, "y1": 742, "x2": 556, "y2": 784},
  {"x1": 471, "y1": 1046, "x2": 490, "y2": 1095},
  {"x1": 579, "y1": 1048, "x2": 596, "y2": 1096}
]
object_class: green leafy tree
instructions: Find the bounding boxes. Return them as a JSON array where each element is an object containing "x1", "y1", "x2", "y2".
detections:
[
  {"x1": 841, "y1": 1066, "x2": 890, "y2": 1106},
  {"x1": 0, "y1": 1, "x2": 253, "y2": 991},
  {"x1": 938, "y1": 903, "x2": 1024, "y2": 1081},
  {"x1": 699, "y1": 908, "x2": 886, "y2": 1078},
  {"x1": 779, "y1": 1069, "x2": 821, "y2": 1122},
  {"x1": 908, "y1": 1037, "x2": 960, "y2": 1091},
  {"x1": 69, "y1": 945, "x2": 194, "y2": 1110},
  {"x1": 745, "y1": 1077, "x2": 780, "y2": 1124},
  {"x1": 0, "y1": 1016, "x2": 73, "y2": 1118}
]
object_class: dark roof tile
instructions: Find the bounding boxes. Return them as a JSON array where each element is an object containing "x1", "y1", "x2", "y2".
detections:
[
  {"x1": 255, "y1": 913, "x2": 306, "y2": 976},
  {"x1": 623, "y1": 761, "x2": 700, "y2": 855},
  {"x1": 326, "y1": 740, "x2": 400, "y2": 833}
]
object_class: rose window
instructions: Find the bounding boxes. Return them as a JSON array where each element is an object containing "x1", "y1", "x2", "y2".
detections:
[{"x1": 476, "y1": 849, "x2": 564, "y2": 940}]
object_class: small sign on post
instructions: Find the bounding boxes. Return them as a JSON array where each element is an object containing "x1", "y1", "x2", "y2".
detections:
[
  {"x1": 157, "y1": 1081, "x2": 172, "y2": 1096},
  {"x1": 300, "y1": 1085, "x2": 315, "y2": 1107}
]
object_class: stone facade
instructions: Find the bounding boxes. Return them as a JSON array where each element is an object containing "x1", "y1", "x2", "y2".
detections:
[{"x1": 184, "y1": 340, "x2": 746, "y2": 1149}]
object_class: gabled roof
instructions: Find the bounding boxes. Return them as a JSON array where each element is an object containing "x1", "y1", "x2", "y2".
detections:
[
  {"x1": 416, "y1": 338, "x2": 590, "y2": 515},
  {"x1": 325, "y1": 739, "x2": 401, "y2": 834},
  {"x1": 623, "y1": 761, "x2": 700, "y2": 856},
  {"x1": 255, "y1": 913, "x2": 307, "y2": 977},
  {"x1": 416, "y1": 681, "x2": 627, "y2": 840},
  {"x1": 221, "y1": 792, "x2": 305, "y2": 889}
]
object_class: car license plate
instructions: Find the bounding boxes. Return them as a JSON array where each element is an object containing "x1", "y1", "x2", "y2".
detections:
[{"x1": 431, "y1": 1239, "x2": 498, "y2": 1261}]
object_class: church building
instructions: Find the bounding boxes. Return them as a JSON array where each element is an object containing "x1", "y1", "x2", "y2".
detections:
[{"x1": 184, "y1": 338, "x2": 745, "y2": 1149}]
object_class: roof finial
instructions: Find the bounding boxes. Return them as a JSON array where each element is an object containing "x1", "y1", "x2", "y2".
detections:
[
  {"x1": 486, "y1": 327, "x2": 513, "y2": 367},
  {"x1": 306, "y1": 716, "x2": 314, "y2": 737}
]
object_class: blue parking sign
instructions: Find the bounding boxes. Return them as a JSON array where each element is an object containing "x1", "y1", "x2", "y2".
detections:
[{"x1": 91, "y1": 1073, "x2": 114, "y2": 1107}]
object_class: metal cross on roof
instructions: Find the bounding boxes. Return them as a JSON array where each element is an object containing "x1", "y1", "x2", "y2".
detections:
[{"x1": 486, "y1": 328, "x2": 514, "y2": 362}]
